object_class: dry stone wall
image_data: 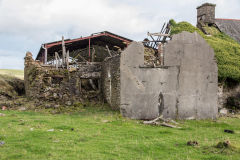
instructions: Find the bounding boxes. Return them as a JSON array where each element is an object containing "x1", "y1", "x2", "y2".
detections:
[
  {"x1": 24, "y1": 52, "x2": 101, "y2": 104},
  {"x1": 101, "y1": 55, "x2": 120, "y2": 110}
]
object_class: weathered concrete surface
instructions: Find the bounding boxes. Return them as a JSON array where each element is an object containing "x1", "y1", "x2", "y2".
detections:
[
  {"x1": 120, "y1": 42, "x2": 179, "y2": 119},
  {"x1": 120, "y1": 31, "x2": 218, "y2": 120},
  {"x1": 164, "y1": 31, "x2": 218, "y2": 119}
]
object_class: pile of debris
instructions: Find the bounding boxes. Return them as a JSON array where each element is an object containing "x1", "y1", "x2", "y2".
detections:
[{"x1": 144, "y1": 47, "x2": 157, "y2": 66}]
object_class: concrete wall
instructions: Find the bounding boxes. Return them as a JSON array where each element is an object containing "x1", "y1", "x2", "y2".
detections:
[
  {"x1": 120, "y1": 31, "x2": 218, "y2": 120},
  {"x1": 164, "y1": 31, "x2": 218, "y2": 119},
  {"x1": 120, "y1": 42, "x2": 179, "y2": 119}
]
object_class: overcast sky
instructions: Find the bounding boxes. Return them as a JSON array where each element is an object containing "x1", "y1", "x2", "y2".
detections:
[{"x1": 0, "y1": 0, "x2": 239, "y2": 69}]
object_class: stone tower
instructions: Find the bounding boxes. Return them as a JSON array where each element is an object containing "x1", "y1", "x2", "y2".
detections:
[{"x1": 197, "y1": 3, "x2": 216, "y2": 26}]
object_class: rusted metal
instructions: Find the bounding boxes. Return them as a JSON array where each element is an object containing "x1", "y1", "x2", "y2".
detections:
[
  {"x1": 36, "y1": 31, "x2": 132, "y2": 62},
  {"x1": 45, "y1": 31, "x2": 132, "y2": 49}
]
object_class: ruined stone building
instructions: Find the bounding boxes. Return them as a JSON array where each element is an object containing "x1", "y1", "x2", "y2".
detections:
[
  {"x1": 25, "y1": 30, "x2": 218, "y2": 120},
  {"x1": 25, "y1": 31, "x2": 132, "y2": 104},
  {"x1": 197, "y1": 3, "x2": 240, "y2": 43},
  {"x1": 25, "y1": 6, "x2": 220, "y2": 120}
]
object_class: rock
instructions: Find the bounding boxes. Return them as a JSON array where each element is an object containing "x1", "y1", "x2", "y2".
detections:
[
  {"x1": 0, "y1": 141, "x2": 5, "y2": 146},
  {"x1": 102, "y1": 120, "x2": 109, "y2": 123},
  {"x1": 216, "y1": 141, "x2": 230, "y2": 148},
  {"x1": 2, "y1": 106, "x2": 7, "y2": 111},
  {"x1": 54, "y1": 105, "x2": 60, "y2": 109},
  {"x1": 43, "y1": 92, "x2": 50, "y2": 98},
  {"x1": 219, "y1": 108, "x2": 228, "y2": 115},
  {"x1": 0, "y1": 113, "x2": 5, "y2": 117},
  {"x1": 45, "y1": 104, "x2": 52, "y2": 109},
  {"x1": 47, "y1": 129, "x2": 54, "y2": 132},
  {"x1": 186, "y1": 117, "x2": 195, "y2": 120},
  {"x1": 19, "y1": 107, "x2": 26, "y2": 111},
  {"x1": 58, "y1": 94, "x2": 63, "y2": 99},
  {"x1": 224, "y1": 129, "x2": 234, "y2": 134},
  {"x1": 187, "y1": 141, "x2": 198, "y2": 146},
  {"x1": 53, "y1": 93, "x2": 58, "y2": 99},
  {"x1": 65, "y1": 101, "x2": 72, "y2": 106}
]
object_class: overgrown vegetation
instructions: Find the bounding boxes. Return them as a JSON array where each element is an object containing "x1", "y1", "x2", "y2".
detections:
[
  {"x1": 0, "y1": 109, "x2": 240, "y2": 160},
  {"x1": 169, "y1": 20, "x2": 240, "y2": 83}
]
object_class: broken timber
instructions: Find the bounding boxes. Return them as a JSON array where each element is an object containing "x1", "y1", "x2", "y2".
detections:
[{"x1": 143, "y1": 116, "x2": 181, "y2": 128}]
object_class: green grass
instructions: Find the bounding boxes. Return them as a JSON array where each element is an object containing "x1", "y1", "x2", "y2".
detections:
[
  {"x1": 0, "y1": 69, "x2": 24, "y2": 79},
  {"x1": 0, "y1": 107, "x2": 240, "y2": 160},
  {"x1": 169, "y1": 20, "x2": 240, "y2": 83}
]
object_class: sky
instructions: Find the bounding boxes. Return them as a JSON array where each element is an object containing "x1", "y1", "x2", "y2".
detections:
[{"x1": 0, "y1": 0, "x2": 239, "y2": 69}]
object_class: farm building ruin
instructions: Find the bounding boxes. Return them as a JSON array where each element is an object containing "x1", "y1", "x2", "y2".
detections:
[
  {"x1": 24, "y1": 3, "x2": 225, "y2": 120},
  {"x1": 25, "y1": 30, "x2": 218, "y2": 120}
]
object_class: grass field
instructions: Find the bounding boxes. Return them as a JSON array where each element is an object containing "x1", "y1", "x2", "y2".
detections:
[
  {"x1": 0, "y1": 69, "x2": 24, "y2": 79},
  {"x1": 1, "y1": 70, "x2": 240, "y2": 159},
  {"x1": 0, "y1": 106, "x2": 240, "y2": 160}
]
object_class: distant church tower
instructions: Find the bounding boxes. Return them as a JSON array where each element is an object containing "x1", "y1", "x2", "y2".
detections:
[{"x1": 197, "y1": 3, "x2": 216, "y2": 27}]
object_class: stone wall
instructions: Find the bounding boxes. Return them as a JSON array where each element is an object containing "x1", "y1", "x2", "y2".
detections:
[
  {"x1": 101, "y1": 55, "x2": 120, "y2": 110},
  {"x1": 24, "y1": 52, "x2": 101, "y2": 104},
  {"x1": 197, "y1": 3, "x2": 216, "y2": 25},
  {"x1": 218, "y1": 83, "x2": 240, "y2": 111}
]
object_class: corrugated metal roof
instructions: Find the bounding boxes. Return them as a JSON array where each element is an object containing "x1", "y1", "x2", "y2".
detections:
[
  {"x1": 215, "y1": 18, "x2": 240, "y2": 43},
  {"x1": 36, "y1": 31, "x2": 132, "y2": 61}
]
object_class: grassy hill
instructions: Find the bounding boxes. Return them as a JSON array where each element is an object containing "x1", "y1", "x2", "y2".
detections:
[
  {"x1": 169, "y1": 20, "x2": 240, "y2": 83},
  {"x1": 0, "y1": 69, "x2": 24, "y2": 79}
]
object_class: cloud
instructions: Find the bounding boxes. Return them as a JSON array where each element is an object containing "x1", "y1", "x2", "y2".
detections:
[
  {"x1": 0, "y1": 49, "x2": 24, "y2": 69},
  {"x1": 0, "y1": 0, "x2": 239, "y2": 69}
]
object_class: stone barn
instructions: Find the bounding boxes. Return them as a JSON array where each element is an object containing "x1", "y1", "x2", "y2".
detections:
[
  {"x1": 25, "y1": 31, "x2": 218, "y2": 120},
  {"x1": 25, "y1": 31, "x2": 132, "y2": 103}
]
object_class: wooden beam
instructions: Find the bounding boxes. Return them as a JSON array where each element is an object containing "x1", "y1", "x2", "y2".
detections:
[
  {"x1": 62, "y1": 36, "x2": 66, "y2": 65},
  {"x1": 44, "y1": 46, "x2": 48, "y2": 64},
  {"x1": 147, "y1": 33, "x2": 170, "y2": 37},
  {"x1": 66, "y1": 50, "x2": 69, "y2": 70},
  {"x1": 92, "y1": 48, "x2": 95, "y2": 62},
  {"x1": 106, "y1": 45, "x2": 112, "y2": 57},
  {"x1": 55, "y1": 52, "x2": 58, "y2": 69}
]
